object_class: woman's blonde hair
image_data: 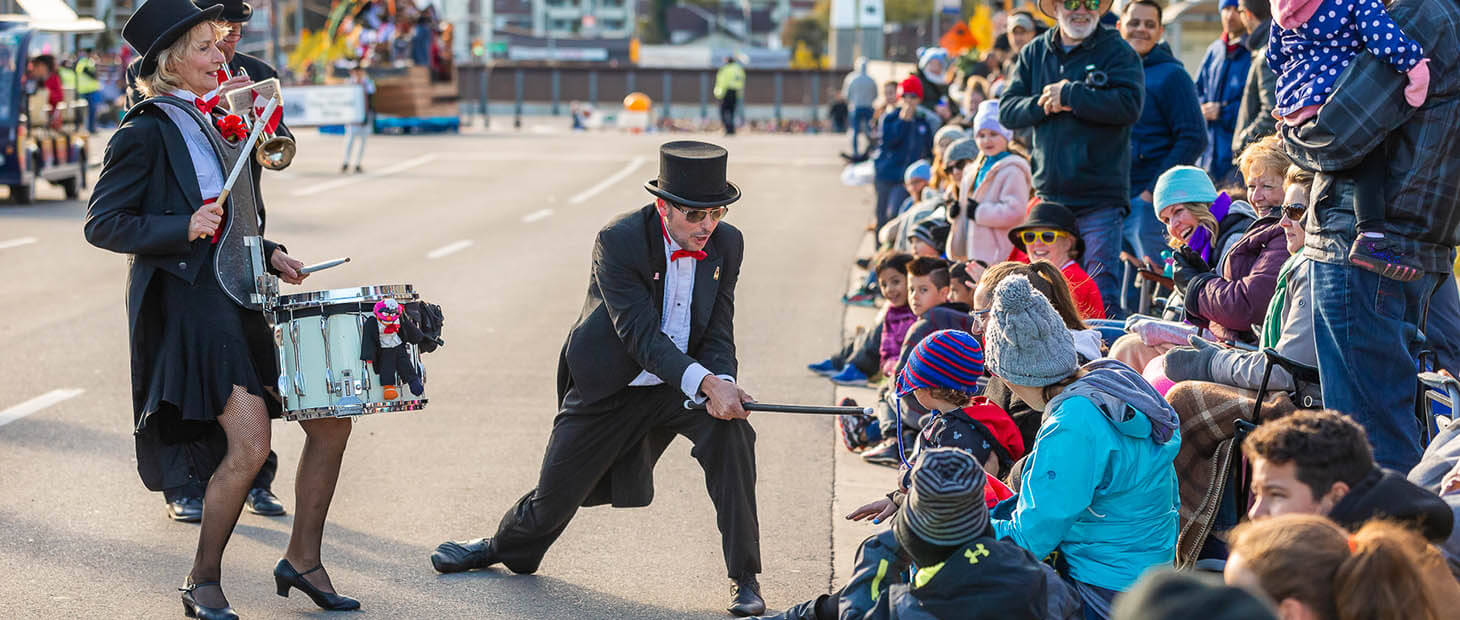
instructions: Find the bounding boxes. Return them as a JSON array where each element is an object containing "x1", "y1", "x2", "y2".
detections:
[
  {"x1": 1284, "y1": 163, "x2": 1314, "y2": 191},
  {"x1": 135, "y1": 21, "x2": 228, "y2": 98},
  {"x1": 1237, "y1": 134, "x2": 1293, "y2": 186},
  {"x1": 1229, "y1": 514, "x2": 1447, "y2": 620}
]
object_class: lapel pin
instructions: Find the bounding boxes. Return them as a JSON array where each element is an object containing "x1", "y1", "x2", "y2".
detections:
[
  {"x1": 713, "y1": 266, "x2": 720, "y2": 281},
  {"x1": 653, "y1": 272, "x2": 660, "y2": 281}
]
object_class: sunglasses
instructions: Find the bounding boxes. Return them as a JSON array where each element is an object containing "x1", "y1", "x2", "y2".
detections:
[
  {"x1": 946, "y1": 160, "x2": 969, "y2": 173},
  {"x1": 672, "y1": 203, "x2": 729, "y2": 224},
  {"x1": 1063, "y1": 0, "x2": 1102, "y2": 10},
  {"x1": 1282, "y1": 203, "x2": 1306, "y2": 222},
  {"x1": 1020, "y1": 230, "x2": 1069, "y2": 245}
]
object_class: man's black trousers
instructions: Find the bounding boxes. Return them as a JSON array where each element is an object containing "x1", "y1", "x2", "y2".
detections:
[{"x1": 492, "y1": 384, "x2": 761, "y2": 578}]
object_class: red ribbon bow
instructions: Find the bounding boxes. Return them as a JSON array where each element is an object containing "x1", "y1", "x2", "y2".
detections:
[
  {"x1": 216, "y1": 114, "x2": 247, "y2": 142},
  {"x1": 383, "y1": 323, "x2": 400, "y2": 335},
  {"x1": 193, "y1": 94, "x2": 220, "y2": 116}
]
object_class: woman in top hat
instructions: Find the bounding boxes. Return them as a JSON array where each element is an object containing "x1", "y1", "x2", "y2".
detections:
[
  {"x1": 84, "y1": 1, "x2": 356, "y2": 617},
  {"x1": 431, "y1": 141, "x2": 768, "y2": 616}
]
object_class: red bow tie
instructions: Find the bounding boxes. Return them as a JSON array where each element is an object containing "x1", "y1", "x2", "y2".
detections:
[
  {"x1": 670, "y1": 249, "x2": 707, "y2": 261},
  {"x1": 383, "y1": 323, "x2": 400, "y2": 334},
  {"x1": 194, "y1": 94, "x2": 219, "y2": 116}
]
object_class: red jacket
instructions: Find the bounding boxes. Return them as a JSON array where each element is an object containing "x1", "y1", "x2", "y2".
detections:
[{"x1": 1060, "y1": 260, "x2": 1106, "y2": 320}]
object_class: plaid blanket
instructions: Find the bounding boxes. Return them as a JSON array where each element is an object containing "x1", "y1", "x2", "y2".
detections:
[{"x1": 1167, "y1": 381, "x2": 1297, "y2": 567}]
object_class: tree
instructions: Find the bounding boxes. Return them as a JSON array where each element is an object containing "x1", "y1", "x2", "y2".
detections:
[{"x1": 781, "y1": 16, "x2": 827, "y2": 57}]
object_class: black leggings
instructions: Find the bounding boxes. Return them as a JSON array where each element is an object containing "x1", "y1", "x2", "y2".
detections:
[{"x1": 1350, "y1": 144, "x2": 1388, "y2": 234}]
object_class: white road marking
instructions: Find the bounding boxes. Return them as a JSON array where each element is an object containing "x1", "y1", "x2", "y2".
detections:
[
  {"x1": 521, "y1": 208, "x2": 554, "y2": 223},
  {"x1": 0, "y1": 389, "x2": 84, "y2": 428},
  {"x1": 569, "y1": 156, "x2": 647, "y2": 205},
  {"x1": 291, "y1": 154, "x2": 438, "y2": 198},
  {"x1": 0, "y1": 236, "x2": 38, "y2": 250},
  {"x1": 426, "y1": 240, "x2": 474, "y2": 260}
]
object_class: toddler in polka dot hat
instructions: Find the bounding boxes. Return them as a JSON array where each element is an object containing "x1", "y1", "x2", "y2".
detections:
[{"x1": 1268, "y1": 0, "x2": 1431, "y2": 282}]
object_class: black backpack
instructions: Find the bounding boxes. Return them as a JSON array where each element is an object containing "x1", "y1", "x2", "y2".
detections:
[{"x1": 402, "y1": 301, "x2": 445, "y2": 353}]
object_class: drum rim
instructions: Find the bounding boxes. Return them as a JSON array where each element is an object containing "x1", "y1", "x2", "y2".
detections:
[
  {"x1": 281, "y1": 398, "x2": 428, "y2": 421},
  {"x1": 275, "y1": 284, "x2": 418, "y2": 309}
]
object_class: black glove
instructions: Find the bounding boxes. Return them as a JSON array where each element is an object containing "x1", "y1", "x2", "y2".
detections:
[
  {"x1": 1163, "y1": 335, "x2": 1220, "y2": 383},
  {"x1": 1170, "y1": 246, "x2": 1211, "y2": 293},
  {"x1": 946, "y1": 199, "x2": 960, "y2": 220}
]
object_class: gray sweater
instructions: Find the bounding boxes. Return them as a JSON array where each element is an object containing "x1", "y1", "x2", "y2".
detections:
[{"x1": 1208, "y1": 255, "x2": 1315, "y2": 391}]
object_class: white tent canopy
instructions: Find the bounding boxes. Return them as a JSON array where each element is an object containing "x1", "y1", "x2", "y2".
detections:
[{"x1": 7, "y1": 0, "x2": 106, "y2": 32}]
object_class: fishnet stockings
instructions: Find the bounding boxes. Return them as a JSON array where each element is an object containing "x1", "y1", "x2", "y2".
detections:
[{"x1": 187, "y1": 386, "x2": 270, "y2": 609}]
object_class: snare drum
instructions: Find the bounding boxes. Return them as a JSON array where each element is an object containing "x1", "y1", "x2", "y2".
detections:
[{"x1": 271, "y1": 284, "x2": 428, "y2": 421}]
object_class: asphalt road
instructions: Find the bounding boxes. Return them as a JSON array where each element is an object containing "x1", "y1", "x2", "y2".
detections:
[{"x1": 0, "y1": 127, "x2": 871, "y2": 618}]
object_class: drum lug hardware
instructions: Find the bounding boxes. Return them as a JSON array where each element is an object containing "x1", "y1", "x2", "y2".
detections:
[{"x1": 335, "y1": 369, "x2": 364, "y2": 416}]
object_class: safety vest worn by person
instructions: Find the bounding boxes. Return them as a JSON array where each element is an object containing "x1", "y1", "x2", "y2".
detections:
[
  {"x1": 714, "y1": 62, "x2": 745, "y2": 100},
  {"x1": 62, "y1": 57, "x2": 101, "y2": 95}
]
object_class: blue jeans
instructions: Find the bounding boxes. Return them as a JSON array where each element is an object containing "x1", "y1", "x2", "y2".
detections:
[
  {"x1": 1120, "y1": 194, "x2": 1168, "y2": 316},
  {"x1": 1075, "y1": 207, "x2": 1125, "y2": 320},
  {"x1": 874, "y1": 179, "x2": 909, "y2": 232},
  {"x1": 83, "y1": 91, "x2": 103, "y2": 133},
  {"x1": 1425, "y1": 274, "x2": 1460, "y2": 375},
  {"x1": 1309, "y1": 260, "x2": 1447, "y2": 470},
  {"x1": 850, "y1": 106, "x2": 874, "y2": 156}
]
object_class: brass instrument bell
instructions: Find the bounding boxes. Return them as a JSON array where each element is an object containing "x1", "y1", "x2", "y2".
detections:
[
  {"x1": 256, "y1": 132, "x2": 295, "y2": 170},
  {"x1": 223, "y1": 77, "x2": 295, "y2": 170}
]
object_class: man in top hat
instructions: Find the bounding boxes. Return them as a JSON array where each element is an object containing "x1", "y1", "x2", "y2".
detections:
[
  {"x1": 432, "y1": 141, "x2": 766, "y2": 616},
  {"x1": 999, "y1": 0, "x2": 1143, "y2": 319}
]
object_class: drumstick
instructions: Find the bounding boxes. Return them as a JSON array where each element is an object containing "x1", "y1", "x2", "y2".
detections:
[
  {"x1": 215, "y1": 96, "x2": 279, "y2": 208},
  {"x1": 299, "y1": 257, "x2": 351, "y2": 274},
  {"x1": 682, "y1": 401, "x2": 875, "y2": 416}
]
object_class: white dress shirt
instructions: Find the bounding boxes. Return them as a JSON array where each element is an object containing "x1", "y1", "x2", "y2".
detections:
[
  {"x1": 628, "y1": 228, "x2": 730, "y2": 401},
  {"x1": 162, "y1": 90, "x2": 224, "y2": 199}
]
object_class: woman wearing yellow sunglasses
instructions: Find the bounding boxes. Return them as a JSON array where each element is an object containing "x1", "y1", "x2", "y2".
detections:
[{"x1": 1008, "y1": 201, "x2": 1106, "y2": 320}]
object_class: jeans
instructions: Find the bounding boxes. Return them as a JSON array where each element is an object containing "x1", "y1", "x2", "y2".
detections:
[
  {"x1": 1309, "y1": 260, "x2": 1446, "y2": 470},
  {"x1": 83, "y1": 90, "x2": 104, "y2": 133},
  {"x1": 850, "y1": 106, "x2": 874, "y2": 156},
  {"x1": 874, "y1": 179, "x2": 909, "y2": 232},
  {"x1": 1075, "y1": 207, "x2": 1126, "y2": 320},
  {"x1": 1120, "y1": 194, "x2": 1168, "y2": 316},
  {"x1": 343, "y1": 122, "x2": 369, "y2": 167},
  {"x1": 1424, "y1": 274, "x2": 1460, "y2": 375}
]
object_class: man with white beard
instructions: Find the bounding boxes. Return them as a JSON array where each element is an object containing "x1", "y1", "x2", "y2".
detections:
[{"x1": 999, "y1": 0, "x2": 1144, "y2": 319}]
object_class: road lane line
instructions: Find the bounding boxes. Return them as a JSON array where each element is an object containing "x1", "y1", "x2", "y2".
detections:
[
  {"x1": 569, "y1": 156, "x2": 646, "y2": 205},
  {"x1": 0, "y1": 236, "x2": 38, "y2": 250},
  {"x1": 0, "y1": 389, "x2": 84, "y2": 428},
  {"x1": 291, "y1": 154, "x2": 437, "y2": 198},
  {"x1": 426, "y1": 240, "x2": 474, "y2": 260},
  {"x1": 521, "y1": 208, "x2": 553, "y2": 223}
]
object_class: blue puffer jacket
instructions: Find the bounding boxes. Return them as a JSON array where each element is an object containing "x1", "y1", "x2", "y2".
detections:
[
  {"x1": 992, "y1": 359, "x2": 1181, "y2": 593},
  {"x1": 1194, "y1": 36, "x2": 1251, "y2": 183},
  {"x1": 1130, "y1": 42, "x2": 1207, "y2": 197},
  {"x1": 874, "y1": 110, "x2": 935, "y2": 183}
]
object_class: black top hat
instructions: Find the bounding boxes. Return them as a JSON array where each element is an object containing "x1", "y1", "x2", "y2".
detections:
[
  {"x1": 644, "y1": 141, "x2": 741, "y2": 209},
  {"x1": 123, "y1": 0, "x2": 224, "y2": 78},
  {"x1": 1008, "y1": 200, "x2": 1085, "y2": 258},
  {"x1": 196, "y1": 0, "x2": 253, "y2": 23}
]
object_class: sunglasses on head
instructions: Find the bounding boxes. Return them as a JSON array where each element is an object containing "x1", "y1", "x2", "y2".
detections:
[
  {"x1": 1020, "y1": 230, "x2": 1069, "y2": 245},
  {"x1": 1063, "y1": 0, "x2": 1102, "y2": 10},
  {"x1": 1282, "y1": 203, "x2": 1306, "y2": 222},
  {"x1": 672, "y1": 203, "x2": 729, "y2": 224}
]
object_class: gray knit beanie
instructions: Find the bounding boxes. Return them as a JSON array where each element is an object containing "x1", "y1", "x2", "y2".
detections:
[
  {"x1": 943, "y1": 137, "x2": 979, "y2": 166},
  {"x1": 984, "y1": 274, "x2": 1078, "y2": 387},
  {"x1": 892, "y1": 447, "x2": 988, "y2": 566}
]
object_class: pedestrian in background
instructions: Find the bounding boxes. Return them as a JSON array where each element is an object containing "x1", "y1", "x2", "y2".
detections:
[
  {"x1": 872, "y1": 76, "x2": 934, "y2": 231},
  {"x1": 714, "y1": 55, "x2": 746, "y2": 136},
  {"x1": 342, "y1": 63, "x2": 375, "y2": 174},
  {"x1": 1195, "y1": 0, "x2": 1251, "y2": 185},
  {"x1": 843, "y1": 56, "x2": 878, "y2": 157}
]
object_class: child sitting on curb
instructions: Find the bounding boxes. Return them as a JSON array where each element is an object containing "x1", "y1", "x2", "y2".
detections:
[
  {"x1": 764, "y1": 449, "x2": 1077, "y2": 620},
  {"x1": 815, "y1": 252, "x2": 918, "y2": 389}
]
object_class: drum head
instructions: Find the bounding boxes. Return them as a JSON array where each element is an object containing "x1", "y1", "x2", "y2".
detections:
[{"x1": 276, "y1": 284, "x2": 418, "y2": 310}]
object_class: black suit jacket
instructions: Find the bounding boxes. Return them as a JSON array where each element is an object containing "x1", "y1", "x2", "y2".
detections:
[
  {"x1": 558, "y1": 204, "x2": 743, "y2": 405},
  {"x1": 83, "y1": 102, "x2": 281, "y2": 489}
]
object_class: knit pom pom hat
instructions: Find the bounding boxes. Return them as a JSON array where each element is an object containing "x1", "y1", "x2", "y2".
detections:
[{"x1": 983, "y1": 274, "x2": 1078, "y2": 387}]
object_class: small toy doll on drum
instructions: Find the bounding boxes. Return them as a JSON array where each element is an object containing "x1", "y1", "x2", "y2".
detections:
[{"x1": 361, "y1": 298, "x2": 424, "y2": 400}]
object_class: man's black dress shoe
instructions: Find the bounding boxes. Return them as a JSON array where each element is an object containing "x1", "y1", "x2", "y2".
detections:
[
  {"x1": 430, "y1": 537, "x2": 537, "y2": 574},
  {"x1": 167, "y1": 496, "x2": 203, "y2": 523},
  {"x1": 245, "y1": 489, "x2": 286, "y2": 516},
  {"x1": 180, "y1": 581, "x2": 238, "y2": 620},
  {"x1": 274, "y1": 558, "x2": 360, "y2": 611},
  {"x1": 728, "y1": 576, "x2": 765, "y2": 617}
]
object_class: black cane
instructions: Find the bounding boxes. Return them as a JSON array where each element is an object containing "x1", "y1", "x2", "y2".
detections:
[{"x1": 682, "y1": 400, "x2": 874, "y2": 415}]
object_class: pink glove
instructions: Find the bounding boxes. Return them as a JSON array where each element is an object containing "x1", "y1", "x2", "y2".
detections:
[{"x1": 1405, "y1": 59, "x2": 1430, "y2": 108}]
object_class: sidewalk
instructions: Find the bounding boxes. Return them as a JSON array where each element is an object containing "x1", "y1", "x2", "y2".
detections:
[{"x1": 829, "y1": 231, "x2": 895, "y2": 586}]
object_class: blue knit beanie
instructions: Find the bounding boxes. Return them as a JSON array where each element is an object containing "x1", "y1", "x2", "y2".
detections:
[
  {"x1": 1220, "y1": 0, "x2": 1239, "y2": 8},
  {"x1": 896, "y1": 330, "x2": 986, "y2": 398},
  {"x1": 904, "y1": 159, "x2": 932, "y2": 183},
  {"x1": 1152, "y1": 165, "x2": 1219, "y2": 217}
]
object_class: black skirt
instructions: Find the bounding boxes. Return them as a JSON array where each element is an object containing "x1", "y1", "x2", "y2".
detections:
[{"x1": 139, "y1": 252, "x2": 282, "y2": 435}]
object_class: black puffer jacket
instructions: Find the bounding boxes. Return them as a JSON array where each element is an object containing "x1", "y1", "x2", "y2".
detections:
[{"x1": 1329, "y1": 468, "x2": 1454, "y2": 543}]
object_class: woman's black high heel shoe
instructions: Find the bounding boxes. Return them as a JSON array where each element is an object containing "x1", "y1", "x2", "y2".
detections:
[
  {"x1": 180, "y1": 580, "x2": 239, "y2": 620},
  {"x1": 273, "y1": 558, "x2": 361, "y2": 611}
]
